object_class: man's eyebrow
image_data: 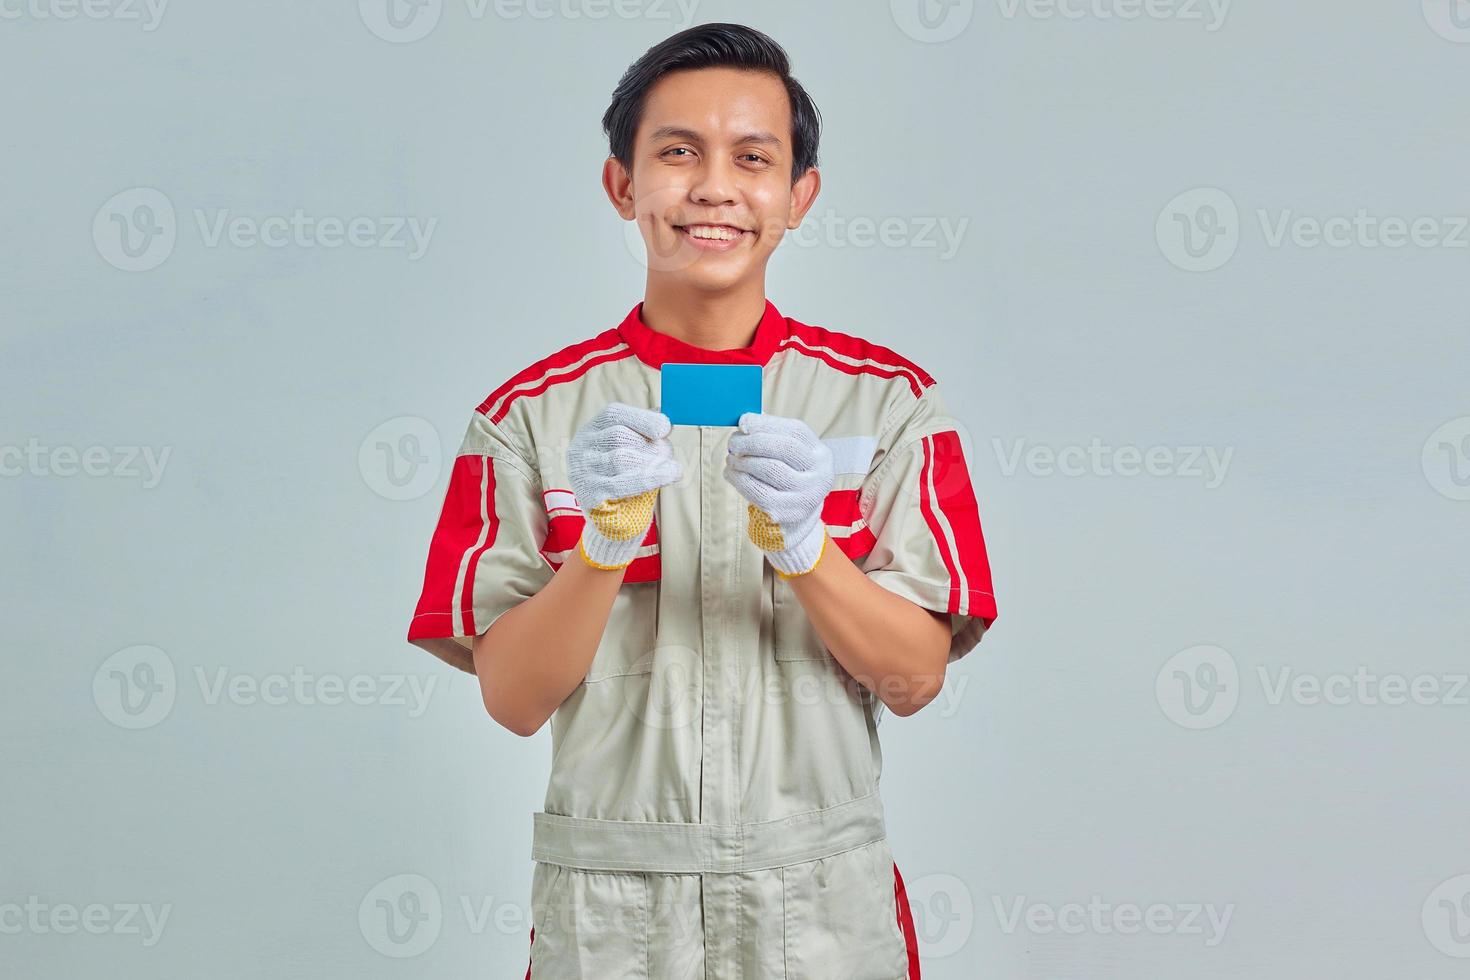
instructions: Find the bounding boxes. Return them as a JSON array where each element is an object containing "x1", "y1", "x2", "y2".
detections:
[{"x1": 646, "y1": 126, "x2": 784, "y2": 148}]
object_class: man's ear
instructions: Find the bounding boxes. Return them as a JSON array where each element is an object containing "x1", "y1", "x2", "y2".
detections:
[
  {"x1": 786, "y1": 167, "x2": 821, "y2": 230},
  {"x1": 602, "y1": 155, "x2": 636, "y2": 220}
]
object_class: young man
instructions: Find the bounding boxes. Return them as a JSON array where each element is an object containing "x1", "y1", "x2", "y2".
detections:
[{"x1": 407, "y1": 23, "x2": 997, "y2": 980}]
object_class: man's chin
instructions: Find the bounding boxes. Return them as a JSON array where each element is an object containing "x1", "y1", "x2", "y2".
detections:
[{"x1": 656, "y1": 258, "x2": 758, "y2": 293}]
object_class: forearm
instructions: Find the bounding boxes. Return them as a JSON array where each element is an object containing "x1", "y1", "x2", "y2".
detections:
[
  {"x1": 786, "y1": 536, "x2": 951, "y2": 716},
  {"x1": 472, "y1": 555, "x2": 625, "y2": 736}
]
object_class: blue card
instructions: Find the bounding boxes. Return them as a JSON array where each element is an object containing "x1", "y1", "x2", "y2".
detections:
[{"x1": 660, "y1": 363, "x2": 763, "y2": 426}]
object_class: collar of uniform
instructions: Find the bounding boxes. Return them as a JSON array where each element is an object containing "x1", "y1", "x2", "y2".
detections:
[{"x1": 616, "y1": 299, "x2": 788, "y2": 369}]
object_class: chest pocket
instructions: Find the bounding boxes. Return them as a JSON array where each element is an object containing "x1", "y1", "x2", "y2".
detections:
[
  {"x1": 770, "y1": 440, "x2": 870, "y2": 664},
  {"x1": 585, "y1": 580, "x2": 659, "y2": 682},
  {"x1": 772, "y1": 571, "x2": 829, "y2": 663},
  {"x1": 539, "y1": 489, "x2": 662, "y2": 683},
  {"x1": 770, "y1": 467, "x2": 873, "y2": 664}
]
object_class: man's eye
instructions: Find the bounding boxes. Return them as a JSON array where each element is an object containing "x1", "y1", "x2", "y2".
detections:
[
  {"x1": 664, "y1": 147, "x2": 692, "y2": 157},
  {"x1": 742, "y1": 154, "x2": 769, "y2": 164}
]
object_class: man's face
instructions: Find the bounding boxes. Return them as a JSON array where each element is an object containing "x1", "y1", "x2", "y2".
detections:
[{"x1": 607, "y1": 66, "x2": 820, "y2": 292}]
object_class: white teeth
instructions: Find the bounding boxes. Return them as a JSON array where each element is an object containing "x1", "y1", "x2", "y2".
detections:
[{"x1": 684, "y1": 225, "x2": 742, "y2": 241}]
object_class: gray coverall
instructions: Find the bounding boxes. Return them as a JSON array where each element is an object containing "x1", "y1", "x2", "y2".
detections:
[{"x1": 408, "y1": 299, "x2": 998, "y2": 978}]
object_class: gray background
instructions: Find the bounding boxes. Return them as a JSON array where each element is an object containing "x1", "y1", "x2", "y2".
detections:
[{"x1": 3, "y1": 1, "x2": 1468, "y2": 977}]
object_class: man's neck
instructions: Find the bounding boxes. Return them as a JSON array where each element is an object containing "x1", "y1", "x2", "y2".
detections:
[{"x1": 640, "y1": 279, "x2": 768, "y2": 351}]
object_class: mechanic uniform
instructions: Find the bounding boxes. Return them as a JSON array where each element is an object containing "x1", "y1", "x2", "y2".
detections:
[{"x1": 407, "y1": 299, "x2": 998, "y2": 980}]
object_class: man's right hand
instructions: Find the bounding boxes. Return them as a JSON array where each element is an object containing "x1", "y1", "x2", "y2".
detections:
[{"x1": 566, "y1": 401, "x2": 681, "y2": 570}]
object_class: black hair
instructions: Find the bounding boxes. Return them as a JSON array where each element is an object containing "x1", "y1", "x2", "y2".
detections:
[{"x1": 601, "y1": 22, "x2": 821, "y2": 184}]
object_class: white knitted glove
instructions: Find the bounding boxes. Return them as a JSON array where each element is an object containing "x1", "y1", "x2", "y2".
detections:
[
  {"x1": 567, "y1": 402, "x2": 681, "y2": 570},
  {"x1": 722, "y1": 412, "x2": 834, "y2": 577}
]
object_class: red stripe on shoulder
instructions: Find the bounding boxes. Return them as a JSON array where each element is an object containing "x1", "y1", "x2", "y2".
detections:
[
  {"x1": 488, "y1": 347, "x2": 634, "y2": 425},
  {"x1": 918, "y1": 435, "x2": 963, "y2": 613},
  {"x1": 407, "y1": 454, "x2": 498, "y2": 642},
  {"x1": 457, "y1": 459, "x2": 500, "y2": 635},
  {"x1": 475, "y1": 329, "x2": 629, "y2": 423},
  {"x1": 928, "y1": 429, "x2": 997, "y2": 623},
  {"x1": 783, "y1": 342, "x2": 927, "y2": 398},
  {"x1": 781, "y1": 319, "x2": 937, "y2": 394}
]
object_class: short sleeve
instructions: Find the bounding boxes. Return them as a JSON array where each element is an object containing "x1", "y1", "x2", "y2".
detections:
[
  {"x1": 406, "y1": 410, "x2": 554, "y2": 674},
  {"x1": 858, "y1": 383, "x2": 998, "y2": 665}
]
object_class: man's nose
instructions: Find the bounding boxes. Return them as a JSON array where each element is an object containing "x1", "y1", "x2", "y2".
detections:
[{"x1": 689, "y1": 155, "x2": 739, "y2": 207}]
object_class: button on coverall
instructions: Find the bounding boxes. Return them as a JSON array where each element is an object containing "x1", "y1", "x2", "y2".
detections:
[{"x1": 408, "y1": 299, "x2": 998, "y2": 979}]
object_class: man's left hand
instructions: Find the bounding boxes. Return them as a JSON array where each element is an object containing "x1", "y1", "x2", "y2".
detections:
[{"x1": 722, "y1": 412, "x2": 835, "y2": 577}]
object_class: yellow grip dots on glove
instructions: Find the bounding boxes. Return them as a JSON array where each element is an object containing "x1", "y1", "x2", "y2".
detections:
[
  {"x1": 746, "y1": 503, "x2": 787, "y2": 552},
  {"x1": 589, "y1": 488, "x2": 660, "y2": 543}
]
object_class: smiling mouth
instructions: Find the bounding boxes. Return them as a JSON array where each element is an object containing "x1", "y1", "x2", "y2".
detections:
[{"x1": 674, "y1": 223, "x2": 752, "y2": 244}]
